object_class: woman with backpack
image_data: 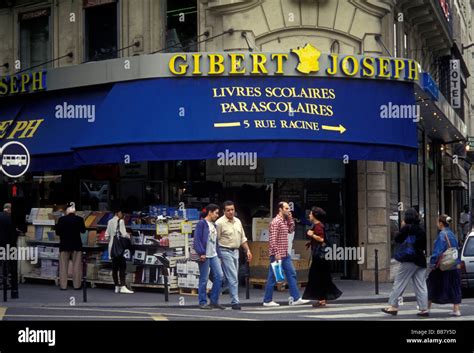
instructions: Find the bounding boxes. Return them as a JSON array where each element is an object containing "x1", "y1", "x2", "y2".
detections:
[
  {"x1": 427, "y1": 214, "x2": 462, "y2": 316},
  {"x1": 382, "y1": 208, "x2": 429, "y2": 316}
]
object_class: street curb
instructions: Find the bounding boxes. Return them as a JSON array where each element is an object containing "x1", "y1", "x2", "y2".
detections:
[{"x1": 1, "y1": 296, "x2": 417, "y2": 309}]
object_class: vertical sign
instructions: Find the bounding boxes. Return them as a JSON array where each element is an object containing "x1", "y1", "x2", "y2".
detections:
[{"x1": 450, "y1": 59, "x2": 461, "y2": 108}]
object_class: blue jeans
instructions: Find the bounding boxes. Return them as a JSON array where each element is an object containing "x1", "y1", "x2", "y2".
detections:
[
  {"x1": 219, "y1": 247, "x2": 240, "y2": 305},
  {"x1": 264, "y1": 255, "x2": 301, "y2": 303},
  {"x1": 198, "y1": 256, "x2": 224, "y2": 306}
]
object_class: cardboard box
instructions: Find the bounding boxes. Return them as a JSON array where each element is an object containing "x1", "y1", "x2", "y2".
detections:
[
  {"x1": 177, "y1": 262, "x2": 187, "y2": 274},
  {"x1": 178, "y1": 276, "x2": 187, "y2": 287},
  {"x1": 186, "y1": 261, "x2": 199, "y2": 275},
  {"x1": 168, "y1": 232, "x2": 186, "y2": 248}
]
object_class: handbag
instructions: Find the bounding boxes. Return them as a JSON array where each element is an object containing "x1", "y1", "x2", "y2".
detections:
[
  {"x1": 312, "y1": 240, "x2": 330, "y2": 260},
  {"x1": 394, "y1": 228, "x2": 417, "y2": 262},
  {"x1": 111, "y1": 219, "x2": 131, "y2": 258},
  {"x1": 437, "y1": 232, "x2": 458, "y2": 271}
]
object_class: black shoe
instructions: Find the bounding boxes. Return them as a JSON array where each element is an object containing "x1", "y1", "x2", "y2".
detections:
[
  {"x1": 11, "y1": 291, "x2": 19, "y2": 299},
  {"x1": 199, "y1": 304, "x2": 212, "y2": 310},
  {"x1": 210, "y1": 303, "x2": 226, "y2": 310},
  {"x1": 231, "y1": 304, "x2": 241, "y2": 310},
  {"x1": 381, "y1": 308, "x2": 398, "y2": 316},
  {"x1": 60, "y1": 288, "x2": 68, "y2": 291},
  {"x1": 417, "y1": 311, "x2": 429, "y2": 317}
]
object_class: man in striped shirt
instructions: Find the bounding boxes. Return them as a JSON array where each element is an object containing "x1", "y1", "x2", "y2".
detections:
[{"x1": 263, "y1": 201, "x2": 310, "y2": 307}]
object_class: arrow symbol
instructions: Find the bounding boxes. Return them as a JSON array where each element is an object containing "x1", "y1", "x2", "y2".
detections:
[{"x1": 322, "y1": 124, "x2": 346, "y2": 134}]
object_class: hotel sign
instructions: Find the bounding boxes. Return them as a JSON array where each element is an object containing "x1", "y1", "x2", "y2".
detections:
[{"x1": 450, "y1": 59, "x2": 461, "y2": 109}]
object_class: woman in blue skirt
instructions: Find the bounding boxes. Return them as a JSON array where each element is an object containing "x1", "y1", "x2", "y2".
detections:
[{"x1": 427, "y1": 214, "x2": 462, "y2": 316}]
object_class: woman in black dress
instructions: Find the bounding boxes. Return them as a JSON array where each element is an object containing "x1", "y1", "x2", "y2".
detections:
[{"x1": 303, "y1": 207, "x2": 342, "y2": 307}]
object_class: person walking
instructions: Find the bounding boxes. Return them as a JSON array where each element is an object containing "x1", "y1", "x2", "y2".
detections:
[
  {"x1": 459, "y1": 205, "x2": 471, "y2": 244},
  {"x1": 303, "y1": 207, "x2": 342, "y2": 307},
  {"x1": 381, "y1": 208, "x2": 428, "y2": 316},
  {"x1": 194, "y1": 203, "x2": 225, "y2": 310},
  {"x1": 216, "y1": 201, "x2": 253, "y2": 310},
  {"x1": 107, "y1": 209, "x2": 134, "y2": 294},
  {"x1": 0, "y1": 203, "x2": 19, "y2": 298},
  {"x1": 427, "y1": 214, "x2": 462, "y2": 317},
  {"x1": 55, "y1": 202, "x2": 85, "y2": 290},
  {"x1": 263, "y1": 201, "x2": 310, "y2": 307}
]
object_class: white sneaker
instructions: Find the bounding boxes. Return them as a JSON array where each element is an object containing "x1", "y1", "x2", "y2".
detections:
[
  {"x1": 292, "y1": 298, "x2": 310, "y2": 306},
  {"x1": 119, "y1": 286, "x2": 134, "y2": 294},
  {"x1": 115, "y1": 286, "x2": 120, "y2": 293},
  {"x1": 450, "y1": 311, "x2": 461, "y2": 317},
  {"x1": 263, "y1": 301, "x2": 280, "y2": 307}
]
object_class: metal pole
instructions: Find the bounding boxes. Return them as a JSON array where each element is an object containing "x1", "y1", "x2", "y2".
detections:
[
  {"x1": 374, "y1": 249, "x2": 379, "y2": 295},
  {"x1": 3, "y1": 261, "x2": 7, "y2": 302},
  {"x1": 245, "y1": 262, "x2": 250, "y2": 300},
  {"x1": 163, "y1": 267, "x2": 169, "y2": 302},
  {"x1": 82, "y1": 251, "x2": 87, "y2": 303}
]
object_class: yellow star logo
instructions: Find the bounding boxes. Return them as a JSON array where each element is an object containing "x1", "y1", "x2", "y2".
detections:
[{"x1": 291, "y1": 44, "x2": 321, "y2": 74}]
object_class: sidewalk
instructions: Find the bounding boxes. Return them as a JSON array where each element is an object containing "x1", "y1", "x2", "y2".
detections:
[{"x1": 1, "y1": 279, "x2": 416, "y2": 308}]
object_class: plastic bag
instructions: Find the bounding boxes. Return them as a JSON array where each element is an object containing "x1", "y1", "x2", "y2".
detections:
[{"x1": 271, "y1": 260, "x2": 285, "y2": 283}]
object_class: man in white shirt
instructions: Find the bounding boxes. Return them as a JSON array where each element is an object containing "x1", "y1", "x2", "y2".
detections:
[{"x1": 216, "y1": 201, "x2": 253, "y2": 310}]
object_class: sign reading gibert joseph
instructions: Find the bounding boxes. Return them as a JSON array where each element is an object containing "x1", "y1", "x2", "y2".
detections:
[{"x1": 168, "y1": 43, "x2": 421, "y2": 82}]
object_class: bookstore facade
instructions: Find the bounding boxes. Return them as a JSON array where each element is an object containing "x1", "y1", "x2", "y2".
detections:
[{"x1": 0, "y1": 48, "x2": 463, "y2": 281}]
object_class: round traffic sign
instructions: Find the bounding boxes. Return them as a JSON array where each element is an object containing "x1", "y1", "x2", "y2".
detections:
[{"x1": 0, "y1": 141, "x2": 31, "y2": 178}]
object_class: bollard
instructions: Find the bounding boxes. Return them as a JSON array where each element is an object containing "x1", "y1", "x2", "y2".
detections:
[
  {"x1": 2, "y1": 261, "x2": 7, "y2": 302},
  {"x1": 374, "y1": 249, "x2": 379, "y2": 295},
  {"x1": 245, "y1": 259, "x2": 250, "y2": 300},
  {"x1": 163, "y1": 267, "x2": 169, "y2": 302},
  {"x1": 82, "y1": 251, "x2": 87, "y2": 303}
]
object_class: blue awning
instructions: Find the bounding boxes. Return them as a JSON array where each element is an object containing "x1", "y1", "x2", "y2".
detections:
[{"x1": 0, "y1": 76, "x2": 419, "y2": 171}]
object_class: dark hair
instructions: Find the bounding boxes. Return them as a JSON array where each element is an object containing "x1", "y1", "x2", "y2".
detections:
[
  {"x1": 404, "y1": 208, "x2": 420, "y2": 225},
  {"x1": 223, "y1": 201, "x2": 234, "y2": 209},
  {"x1": 205, "y1": 203, "x2": 219, "y2": 215},
  {"x1": 463, "y1": 205, "x2": 469, "y2": 213},
  {"x1": 278, "y1": 201, "x2": 288, "y2": 210},
  {"x1": 438, "y1": 214, "x2": 452, "y2": 227},
  {"x1": 310, "y1": 207, "x2": 326, "y2": 222}
]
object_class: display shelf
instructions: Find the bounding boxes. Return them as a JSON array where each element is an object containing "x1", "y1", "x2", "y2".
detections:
[
  {"x1": 26, "y1": 240, "x2": 60, "y2": 246},
  {"x1": 22, "y1": 274, "x2": 59, "y2": 286}
]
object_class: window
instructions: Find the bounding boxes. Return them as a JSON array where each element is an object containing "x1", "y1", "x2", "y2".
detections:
[
  {"x1": 84, "y1": 1, "x2": 118, "y2": 62},
  {"x1": 393, "y1": 23, "x2": 397, "y2": 57},
  {"x1": 19, "y1": 9, "x2": 51, "y2": 70},
  {"x1": 166, "y1": 1, "x2": 197, "y2": 52},
  {"x1": 403, "y1": 32, "x2": 408, "y2": 58}
]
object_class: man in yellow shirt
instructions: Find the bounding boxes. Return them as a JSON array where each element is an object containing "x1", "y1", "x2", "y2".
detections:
[{"x1": 216, "y1": 201, "x2": 253, "y2": 310}]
